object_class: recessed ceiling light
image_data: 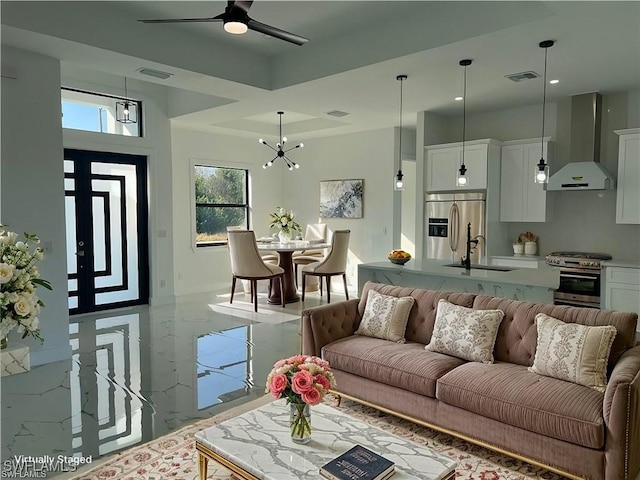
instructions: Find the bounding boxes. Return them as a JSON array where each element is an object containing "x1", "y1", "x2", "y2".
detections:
[
  {"x1": 454, "y1": 96, "x2": 463, "y2": 101},
  {"x1": 549, "y1": 79, "x2": 559, "y2": 84}
]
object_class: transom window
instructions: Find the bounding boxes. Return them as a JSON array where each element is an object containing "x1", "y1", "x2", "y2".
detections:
[
  {"x1": 61, "y1": 87, "x2": 143, "y2": 137},
  {"x1": 194, "y1": 165, "x2": 249, "y2": 246}
]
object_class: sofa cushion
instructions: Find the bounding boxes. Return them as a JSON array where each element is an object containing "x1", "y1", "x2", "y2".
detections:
[
  {"x1": 358, "y1": 282, "x2": 476, "y2": 345},
  {"x1": 425, "y1": 299, "x2": 504, "y2": 363},
  {"x1": 322, "y1": 336, "x2": 466, "y2": 398},
  {"x1": 354, "y1": 289, "x2": 415, "y2": 343},
  {"x1": 529, "y1": 313, "x2": 617, "y2": 392},
  {"x1": 436, "y1": 362, "x2": 605, "y2": 449},
  {"x1": 472, "y1": 296, "x2": 638, "y2": 368}
]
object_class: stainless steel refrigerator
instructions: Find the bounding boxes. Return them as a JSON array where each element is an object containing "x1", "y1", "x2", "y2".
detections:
[{"x1": 425, "y1": 192, "x2": 486, "y2": 263}]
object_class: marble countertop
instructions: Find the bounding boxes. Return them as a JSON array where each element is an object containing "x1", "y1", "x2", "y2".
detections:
[
  {"x1": 602, "y1": 260, "x2": 640, "y2": 269},
  {"x1": 360, "y1": 260, "x2": 559, "y2": 289},
  {"x1": 491, "y1": 255, "x2": 542, "y2": 261}
]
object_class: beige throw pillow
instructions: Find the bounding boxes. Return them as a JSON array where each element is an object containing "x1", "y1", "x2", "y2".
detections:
[
  {"x1": 355, "y1": 290, "x2": 415, "y2": 343},
  {"x1": 528, "y1": 313, "x2": 617, "y2": 392},
  {"x1": 425, "y1": 299, "x2": 504, "y2": 364}
]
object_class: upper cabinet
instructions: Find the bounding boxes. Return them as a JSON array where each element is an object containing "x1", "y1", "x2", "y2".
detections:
[
  {"x1": 614, "y1": 129, "x2": 640, "y2": 224},
  {"x1": 500, "y1": 138, "x2": 553, "y2": 222},
  {"x1": 425, "y1": 139, "x2": 500, "y2": 192}
]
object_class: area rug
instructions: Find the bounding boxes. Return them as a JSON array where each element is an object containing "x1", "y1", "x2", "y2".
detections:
[
  {"x1": 208, "y1": 300, "x2": 300, "y2": 324},
  {"x1": 69, "y1": 395, "x2": 569, "y2": 480}
]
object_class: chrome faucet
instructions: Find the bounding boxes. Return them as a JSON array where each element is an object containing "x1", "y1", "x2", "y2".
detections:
[{"x1": 461, "y1": 223, "x2": 479, "y2": 271}]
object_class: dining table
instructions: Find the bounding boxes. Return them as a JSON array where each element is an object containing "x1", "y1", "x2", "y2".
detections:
[{"x1": 257, "y1": 240, "x2": 330, "y2": 304}]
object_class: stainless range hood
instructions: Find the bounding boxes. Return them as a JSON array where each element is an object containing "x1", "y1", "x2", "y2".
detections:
[{"x1": 547, "y1": 92, "x2": 616, "y2": 191}]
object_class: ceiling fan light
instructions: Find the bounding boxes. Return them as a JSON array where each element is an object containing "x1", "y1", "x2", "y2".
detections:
[{"x1": 224, "y1": 20, "x2": 248, "y2": 34}]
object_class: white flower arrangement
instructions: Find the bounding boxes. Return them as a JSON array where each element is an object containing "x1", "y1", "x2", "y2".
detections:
[
  {"x1": 0, "y1": 226, "x2": 51, "y2": 342},
  {"x1": 269, "y1": 208, "x2": 301, "y2": 236}
]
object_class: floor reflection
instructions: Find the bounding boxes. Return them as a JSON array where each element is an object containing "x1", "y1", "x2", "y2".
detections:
[{"x1": 1, "y1": 289, "x2": 336, "y2": 475}]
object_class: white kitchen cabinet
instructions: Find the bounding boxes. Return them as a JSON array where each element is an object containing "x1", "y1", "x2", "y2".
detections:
[
  {"x1": 425, "y1": 140, "x2": 499, "y2": 192},
  {"x1": 614, "y1": 129, "x2": 640, "y2": 224},
  {"x1": 603, "y1": 266, "x2": 640, "y2": 318},
  {"x1": 500, "y1": 138, "x2": 553, "y2": 222}
]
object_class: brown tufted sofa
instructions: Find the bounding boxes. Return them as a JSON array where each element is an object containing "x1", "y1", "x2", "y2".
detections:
[{"x1": 301, "y1": 282, "x2": 640, "y2": 480}]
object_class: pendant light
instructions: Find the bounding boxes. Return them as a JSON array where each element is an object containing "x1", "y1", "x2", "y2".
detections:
[
  {"x1": 116, "y1": 77, "x2": 138, "y2": 124},
  {"x1": 260, "y1": 111, "x2": 303, "y2": 170},
  {"x1": 457, "y1": 59, "x2": 472, "y2": 187},
  {"x1": 534, "y1": 40, "x2": 554, "y2": 183},
  {"x1": 395, "y1": 75, "x2": 407, "y2": 191}
]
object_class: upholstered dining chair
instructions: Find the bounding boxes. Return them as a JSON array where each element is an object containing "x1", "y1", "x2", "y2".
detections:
[
  {"x1": 301, "y1": 230, "x2": 350, "y2": 303},
  {"x1": 227, "y1": 226, "x2": 277, "y2": 263},
  {"x1": 227, "y1": 230, "x2": 284, "y2": 312},
  {"x1": 293, "y1": 223, "x2": 328, "y2": 287}
]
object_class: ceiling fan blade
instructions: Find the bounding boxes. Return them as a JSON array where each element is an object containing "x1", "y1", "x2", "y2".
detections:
[
  {"x1": 247, "y1": 18, "x2": 308, "y2": 46},
  {"x1": 139, "y1": 16, "x2": 223, "y2": 24}
]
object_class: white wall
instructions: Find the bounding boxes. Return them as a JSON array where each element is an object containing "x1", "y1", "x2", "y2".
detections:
[
  {"x1": 170, "y1": 128, "x2": 283, "y2": 296},
  {"x1": 281, "y1": 128, "x2": 396, "y2": 289},
  {"x1": 1, "y1": 47, "x2": 70, "y2": 365}
]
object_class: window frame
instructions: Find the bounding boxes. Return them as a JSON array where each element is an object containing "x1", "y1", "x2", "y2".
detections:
[
  {"x1": 191, "y1": 160, "x2": 251, "y2": 248},
  {"x1": 61, "y1": 86, "x2": 144, "y2": 137}
]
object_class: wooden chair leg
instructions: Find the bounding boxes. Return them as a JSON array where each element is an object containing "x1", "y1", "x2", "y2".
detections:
[
  {"x1": 342, "y1": 273, "x2": 349, "y2": 300},
  {"x1": 252, "y1": 280, "x2": 258, "y2": 312},
  {"x1": 326, "y1": 276, "x2": 331, "y2": 303},
  {"x1": 319, "y1": 275, "x2": 323, "y2": 297},
  {"x1": 295, "y1": 264, "x2": 299, "y2": 288},
  {"x1": 230, "y1": 277, "x2": 237, "y2": 304},
  {"x1": 280, "y1": 276, "x2": 285, "y2": 308},
  {"x1": 302, "y1": 273, "x2": 306, "y2": 301}
]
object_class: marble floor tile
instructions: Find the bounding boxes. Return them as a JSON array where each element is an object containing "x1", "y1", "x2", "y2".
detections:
[{"x1": 0, "y1": 289, "x2": 349, "y2": 477}]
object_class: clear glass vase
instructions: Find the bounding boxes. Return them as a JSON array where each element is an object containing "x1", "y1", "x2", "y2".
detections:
[
  {"x1": 278, "y1": 231, "x2": 291, "y2": 243},
  {"x1": 289, "y1": 402, "x2": 311, "y2": 444}
]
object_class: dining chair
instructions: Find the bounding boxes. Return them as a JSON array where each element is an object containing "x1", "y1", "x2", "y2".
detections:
[
  {"x1": 293, "y1": 223, "x2": 327, "y2": 287},
  {"x1": 227, "y1": 226, "x2": 277, "y2": 263},
  {"x1": 227, "y1": 230, "x2": 285, "y2": 312},
  {"x1": 301, "y1": 230, "x2": 350, "y2": 303}
]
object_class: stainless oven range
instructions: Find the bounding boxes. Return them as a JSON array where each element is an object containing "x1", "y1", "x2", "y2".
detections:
[{"x1": 545, "y1": 252, "x2": 612, "y2": 308}]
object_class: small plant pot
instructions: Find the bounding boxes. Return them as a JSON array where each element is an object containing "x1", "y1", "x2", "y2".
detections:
[
  {"x1": 513, "y1": 244, "x2": 525, "y2": 255},
  {"x1": 524, "y1": 241, "x2": 537, "y2": 255}
]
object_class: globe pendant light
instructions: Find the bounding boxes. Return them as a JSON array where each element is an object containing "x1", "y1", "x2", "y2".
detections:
[
  {"x1": 259, "y1": 111, "x2": 304, "y2": 170},
  {"x1": 534, "y1": 40, "x2": 554, "y2": 184},
  {"x1": 116, "y1": 77, "x2": 138, "y2": 124},
  {"x1": 457, "y1": 59, "x2": 472, "y2": 187},
  {"x1": 395, "y1": 75, "x2": 407, "y2": 191}
]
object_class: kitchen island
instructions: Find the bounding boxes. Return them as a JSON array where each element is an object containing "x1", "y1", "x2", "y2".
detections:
[{"x1": 358, "y1": 260, "x2": 559, "y2": 304}]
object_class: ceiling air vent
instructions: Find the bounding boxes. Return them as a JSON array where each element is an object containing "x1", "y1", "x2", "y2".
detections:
[
  {"x1": 136, "y1": 67, "x2": 173, "y2": 80},
  {"x1": 505, "y1": 71, "x2": 540, "y2": 82},
  {"x1": 326, "y1": 110, "x2": 350, "y2": 117}
]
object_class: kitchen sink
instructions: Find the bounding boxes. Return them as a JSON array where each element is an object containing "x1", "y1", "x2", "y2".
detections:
[{"x1": 443, "y1": 263, "x2": 515, "y2": 272}]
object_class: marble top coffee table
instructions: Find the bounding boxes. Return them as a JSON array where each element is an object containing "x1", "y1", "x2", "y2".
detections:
[{"x1": 195, "y1": 399, "x2": 456, "y2": 480}]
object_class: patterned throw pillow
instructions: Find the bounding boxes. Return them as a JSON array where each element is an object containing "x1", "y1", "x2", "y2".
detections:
[
  {"x1": 355, "y1": 290, "x2": 415, "y2": 343},
  {"x1": 425, "y1": 299, "x2": 504, "y2": 363},
  {"x1": 528, "y1": 313, "x2": 617, "y2": 392}
]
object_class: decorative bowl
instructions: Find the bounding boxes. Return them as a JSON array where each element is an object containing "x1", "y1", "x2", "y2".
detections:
[{"x1": 388, "y1": 256, "x2": 410, "y2": 265}]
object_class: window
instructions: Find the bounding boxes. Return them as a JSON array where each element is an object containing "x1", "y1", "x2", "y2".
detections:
[
  {"x1": 61, "y1": 87, "x2": 142, "y2": 137},
  {"x1": 194, "y1": 165, "x2": 249, "y2": 246}
]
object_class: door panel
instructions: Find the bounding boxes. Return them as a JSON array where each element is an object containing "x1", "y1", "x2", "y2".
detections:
[{"x1": 64, "y1": 149, "x2": 149, "y2": 314}]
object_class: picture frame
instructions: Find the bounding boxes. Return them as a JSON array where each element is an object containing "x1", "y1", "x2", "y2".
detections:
[{"x1": 319, "y1": 179, "x2": 363, "y2": 218}]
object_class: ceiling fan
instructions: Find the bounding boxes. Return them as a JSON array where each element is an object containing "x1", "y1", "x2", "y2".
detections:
[{"x1": 138, "y1": 0, "x2": 309, "y2": 46}]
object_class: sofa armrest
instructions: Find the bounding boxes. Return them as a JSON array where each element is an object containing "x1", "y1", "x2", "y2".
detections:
[
  {"x1": 301, "y1": 299, "x2": 361, "y2": 357},
  {"x1": 603, "y1": 345, "x2": 640, "y2": 479}
]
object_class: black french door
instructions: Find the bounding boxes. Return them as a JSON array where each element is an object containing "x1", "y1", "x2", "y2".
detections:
[{"x1": 64, "y1": 149, "x2": 149, "y2": 314}]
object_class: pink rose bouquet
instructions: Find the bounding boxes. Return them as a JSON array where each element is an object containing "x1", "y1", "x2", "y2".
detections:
[{"x1": 265, "y1": 355, "x2": 337, "y2": 440}]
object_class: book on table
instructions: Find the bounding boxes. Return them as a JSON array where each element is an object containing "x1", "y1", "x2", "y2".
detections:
[{"x1": 320, "y1": 444, "x2": 395, "y2": 480}]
